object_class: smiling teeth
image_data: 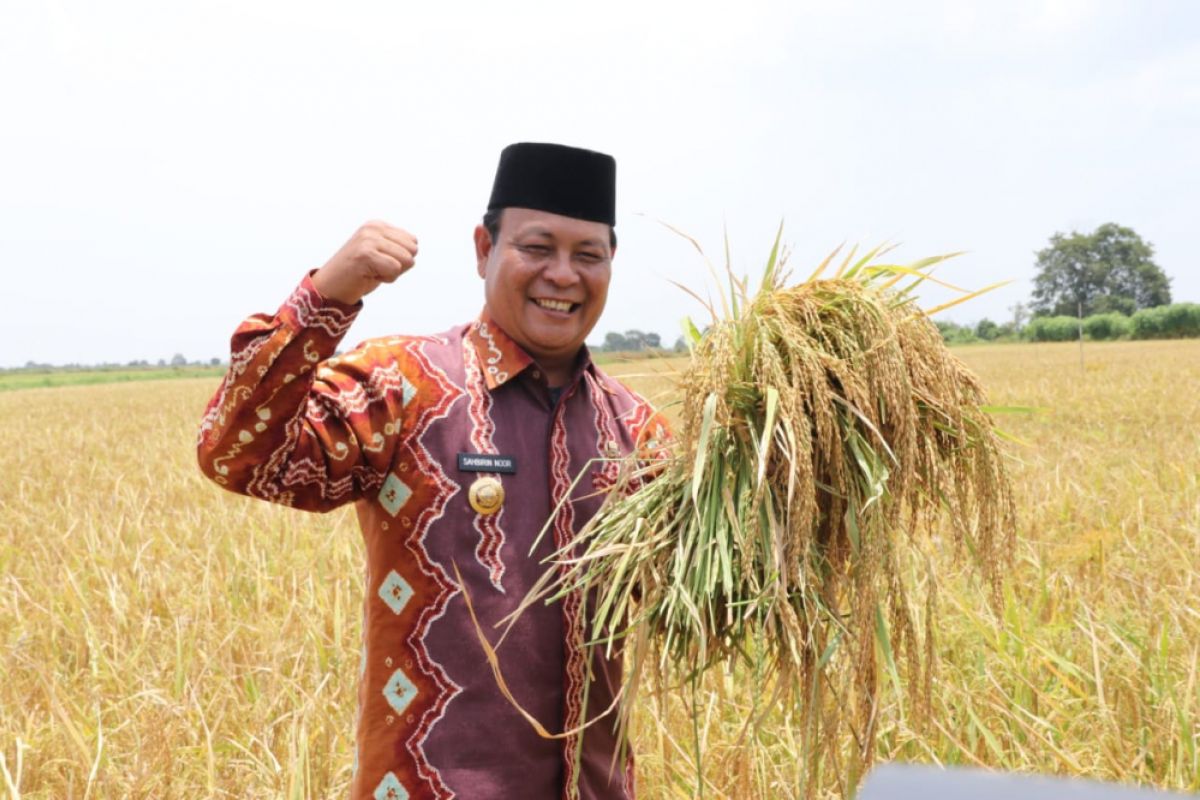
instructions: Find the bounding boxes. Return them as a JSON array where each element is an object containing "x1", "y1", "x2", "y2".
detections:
[{"x1": 536, "y1": 299, "x2": 572, "y2": 312}]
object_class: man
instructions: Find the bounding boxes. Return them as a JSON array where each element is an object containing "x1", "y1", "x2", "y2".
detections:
[{"x1": 197, "y1": 143, "x2": 667, "y2": 799}]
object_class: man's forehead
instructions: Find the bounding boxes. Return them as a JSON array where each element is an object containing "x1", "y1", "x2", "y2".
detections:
[{"x1": 502, "y1": 208, "x2": 610, "y2": 243}]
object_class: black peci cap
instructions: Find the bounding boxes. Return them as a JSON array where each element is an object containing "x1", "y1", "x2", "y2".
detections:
[{"x1": 487, "y1": 143, "x2": 616, "y2": 226}]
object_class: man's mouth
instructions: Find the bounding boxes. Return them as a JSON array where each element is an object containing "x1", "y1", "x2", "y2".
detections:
[{"x1": 533, "y1": 298, "x2": 579, "y2": 314}]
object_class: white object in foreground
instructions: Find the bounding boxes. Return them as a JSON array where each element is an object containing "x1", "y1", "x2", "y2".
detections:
[{"x1": 859, "y1": 764, "x2": 1196, "y2": 800}]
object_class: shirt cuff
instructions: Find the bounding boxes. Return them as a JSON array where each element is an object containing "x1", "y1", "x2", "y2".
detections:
[{"x1": 276, "y1": 271, "x2": 363, "y2": 337}]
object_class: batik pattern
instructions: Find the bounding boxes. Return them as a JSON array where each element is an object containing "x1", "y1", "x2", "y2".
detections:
[
  {"x1": 198, "y1": 275, "x2": 655, "y2": 799},
  {"x1": 375, "y1": 337, "x2": 464, "y2": 799},
  {"x1": 550, "y1": 391, "x2": 585, "y2": 800},
  {"x1": 585, "y1": 371, "x2": 623, "y2": 494},
  {"x1": 461, "y1": 327, "x2": 507, "y2": 591}
]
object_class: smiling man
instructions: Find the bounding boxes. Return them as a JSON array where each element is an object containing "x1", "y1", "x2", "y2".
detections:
[{"x1": 197, "y1": 143, "x2": 666, "y2": 799}]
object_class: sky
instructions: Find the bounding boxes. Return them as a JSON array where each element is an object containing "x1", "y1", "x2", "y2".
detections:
[{"x1": 1, "y1": 0, "x2": 1198, "y2": 367}]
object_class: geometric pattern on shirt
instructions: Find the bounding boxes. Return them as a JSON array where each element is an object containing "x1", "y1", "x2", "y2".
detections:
[
  {"x1": 467, "y1": 310, "x2": 534, "y2": 392},
  {"x1": 462, "y1": 327, "x2": 507, "y2": 592},
  {"x1": 287, "y1": 281, "x2": 358, "y2": 338},
  {"x1": 315, "y1": 361, "x2": 418, "y2": 417},
  {"x1": 373, "y1": 771, "x2": 409, "y2": 800},
  {"x1": 378, "y1": 570, "x2": 414, "y2": 616},
  {"x1": 241, "y1": 286, "x2": 365, "y2": 506},
  {"x1": 384, "y1": 668, "x2": 418, "y2": 716},
  {"x1": 475, "y1": 318, "x2": 511, "y2": 385},
  {"x1": 389, "y1": 336, "x2": 463, "y2": 800},
  {"x1": 585, "y1": 371, "x2": 624, "y2": 493},
  {"x1": 588, "y1": 372, "x2": 650, "y2": 799},
  {"x1": 378, "y1": 472, "x2": 413, "y2": 517},
  {"x1": 616, "y1": 391, "x2": 673, "y2": 497},
  {"x1": 199, "y1": 298, "x2": 653, "y2": 799},
  {"x1": 623, "y1": 393, "x2": 671, "y2": 461},
  {"x1": 549, "y1": 390, "x2": 586, "y2": 800}
]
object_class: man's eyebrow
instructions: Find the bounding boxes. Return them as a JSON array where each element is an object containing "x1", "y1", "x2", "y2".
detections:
[{"x1": 514, "y1": 228, "x2": 607, "y2": 250}]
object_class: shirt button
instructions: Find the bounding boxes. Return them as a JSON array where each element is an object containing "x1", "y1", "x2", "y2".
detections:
[{"x1": 531, "y1": 370, "x2": 541, "y2": 380}]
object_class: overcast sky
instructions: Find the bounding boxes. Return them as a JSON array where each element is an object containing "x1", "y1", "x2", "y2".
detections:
[{"x1": 2, "y1": 0, "x2": 1197, "y2": 367}]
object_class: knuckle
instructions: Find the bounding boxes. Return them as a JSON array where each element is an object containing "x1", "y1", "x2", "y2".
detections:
[{"x1": 356, "y1": 238, "x2": 380, "y2": 258}]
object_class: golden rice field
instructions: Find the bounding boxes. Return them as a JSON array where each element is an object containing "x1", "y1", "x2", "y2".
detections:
[{"x1": 1, "y1": 340, "x2": 1198, "y2": 798}]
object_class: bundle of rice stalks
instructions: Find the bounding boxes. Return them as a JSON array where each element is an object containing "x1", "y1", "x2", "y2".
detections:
[{"x1": 511, "y1": 230, "x2": 1016, "y2": 793}]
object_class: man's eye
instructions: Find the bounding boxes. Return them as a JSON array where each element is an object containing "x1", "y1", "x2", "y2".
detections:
[
  {"x1": 577, "y1": 252, "x2": 604, "y2": 263},
  {"x1": 520, "y1": 244, "x2": 550, "y2": 255}
]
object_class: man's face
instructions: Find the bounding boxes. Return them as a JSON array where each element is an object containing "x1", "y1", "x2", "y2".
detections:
[{"x1": 474, "y1": 207, "x2": 613, "y2": 373}]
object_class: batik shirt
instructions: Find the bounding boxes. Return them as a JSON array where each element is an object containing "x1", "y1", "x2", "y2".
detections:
[{"x1": 197, "y1": 274, "x2": 668, "y2": 800}]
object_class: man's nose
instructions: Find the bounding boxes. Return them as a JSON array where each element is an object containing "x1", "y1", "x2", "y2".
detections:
[{"x1": 543, "y1": 251, "x2": 580, "y2": 286}]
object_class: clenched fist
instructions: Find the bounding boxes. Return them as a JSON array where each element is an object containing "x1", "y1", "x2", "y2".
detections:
[{"x1": 311, "y1": 221, "x2": 418, "y2": 305}]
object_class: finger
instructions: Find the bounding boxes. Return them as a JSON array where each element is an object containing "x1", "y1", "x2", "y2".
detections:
[
  {"x1": 373, "y1": 236, "x2": 417, "y2": 273},
  {"x1": 356, "y1": 220, "x2": 417, "y2": 254},
  {"x1": 365, "y1": 250, "x2": 408, "y2": 283},
  {"x1": 378, "y1": 225, "x2": 418, "y2": 256}
]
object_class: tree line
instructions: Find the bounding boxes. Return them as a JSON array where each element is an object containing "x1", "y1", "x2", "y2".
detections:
[
  {"x1": 939, "y1": 222, "x2": 1195, "y2": 344},
  {"x1": 594, "y1": 330, "x2": 687, "y2": 353}
]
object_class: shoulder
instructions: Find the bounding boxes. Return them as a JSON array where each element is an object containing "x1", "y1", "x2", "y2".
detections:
[{"x1": 316, "y1": 324, "x2": 472, "y2": 383}]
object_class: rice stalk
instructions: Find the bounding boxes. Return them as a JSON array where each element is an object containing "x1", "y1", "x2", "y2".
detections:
[{"x1": 516, "y1": 228, "x2": 1017, "y2": 795}]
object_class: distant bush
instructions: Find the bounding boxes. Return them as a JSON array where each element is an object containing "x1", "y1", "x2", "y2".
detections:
[
  {"x1": 1083, "y1": 312, "x2": 1132, "y2": 341},
  {"x1": 1131, "y1": 306, "x2": 1167, "y2": 339},
  {"x1": 1131, "y1": 303, "x2": 1200, "y2": 339},
  {"x1": 935, "y1": 321, "x2": 977, "y2": 345},
  {"x1": 1162, "y1": 303, "x2": 1200, "y2": 337},
  {"x1": 1024, "y1": 316, "x2": 1080, "y2": 342},
  {"x1": 936, "y1": 304, "x2": 1198, "y2": 346},
  {"x1": 973, "y1": 318, "x2": 999, "y2": 341}
]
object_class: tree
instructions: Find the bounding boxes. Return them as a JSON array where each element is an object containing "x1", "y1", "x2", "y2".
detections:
[
  {"x1": 622, "y1": 330, "x2": 648, "y2": 351},
  {"x1": 1009, "y1": 302, "x2": 1029, "y2": 332},
  {"x1": 935, "y1": 320, "x2": 976, "y2": 344},
  {"x1": 1030, "y1": 223, "x2": 1171, "y2": 318},
  {"x1": 974, "y1": 318, "x2": 1000, "y2": 341},
  {"x1": 603, "y1": 332, "x2": 629, "y2": 351},
  {"x1": 170, "y1": 353, "x2": 188, "y2": 367}
]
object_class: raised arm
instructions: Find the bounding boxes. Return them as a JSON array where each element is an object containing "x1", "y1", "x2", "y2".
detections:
[{"x1": 196, "y1": 221, "x2": 418, "y2": 512}]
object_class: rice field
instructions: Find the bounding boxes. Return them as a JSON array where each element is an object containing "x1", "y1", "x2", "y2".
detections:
[{"x1": 1, "y1": 339, "x2": 1198, "y2": 798}]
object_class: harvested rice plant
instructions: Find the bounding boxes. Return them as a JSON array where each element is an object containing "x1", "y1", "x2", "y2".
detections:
[
  {"x1": 1, "y1": 337, "x2": 1199, "y2": 798},
  {"x1": 523, "y1": 245, "x2": 1017, "y2": 796}
]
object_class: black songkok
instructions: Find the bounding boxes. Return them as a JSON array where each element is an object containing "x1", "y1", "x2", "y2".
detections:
[{"x1": 487, "y1": 142, "x2": 616, "y2": 226}]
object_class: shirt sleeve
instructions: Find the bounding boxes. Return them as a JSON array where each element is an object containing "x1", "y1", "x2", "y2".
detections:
[{"x1": 196, "y1": 274, "x2": 403, "y2": 512}]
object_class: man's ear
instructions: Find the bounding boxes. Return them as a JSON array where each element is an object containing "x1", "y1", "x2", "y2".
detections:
[{"x1": 473, "y1": 225, "x2": 492, "y2": 279}]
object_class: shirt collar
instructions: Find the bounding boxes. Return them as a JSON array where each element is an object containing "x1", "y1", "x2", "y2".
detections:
[
  {"x1": 468, "y1": 310, "x2": 595, "y2": 391},
  {"x1": 468, "y1": 311, "x2": 535, "y2": 390}
]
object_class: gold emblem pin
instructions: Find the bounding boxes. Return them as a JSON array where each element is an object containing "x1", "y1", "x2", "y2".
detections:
[{"x1": 468, "y1": 476, "x2": 504, "y2": 515}]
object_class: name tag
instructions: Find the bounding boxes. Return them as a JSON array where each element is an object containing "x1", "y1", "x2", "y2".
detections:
[{"x1": 457, "y1": 453, "x2": 517, "y2": 474}]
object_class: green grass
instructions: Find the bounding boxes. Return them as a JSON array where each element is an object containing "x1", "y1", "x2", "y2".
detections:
[{"x1": 0, "y1": 366, "x2": 225, "y2": 392}]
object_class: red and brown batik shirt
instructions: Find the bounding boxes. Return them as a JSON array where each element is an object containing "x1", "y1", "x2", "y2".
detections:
[{"x1": 197, "y1": 274, "x2": 668, "y2": 800}]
